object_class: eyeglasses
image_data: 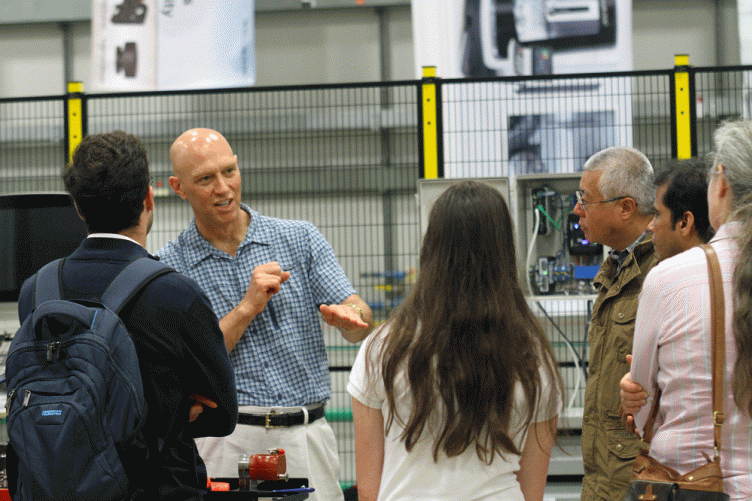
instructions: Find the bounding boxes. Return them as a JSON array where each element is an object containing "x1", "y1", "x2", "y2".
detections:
[{"x1": 575, "y1": 190, "x2": 634, "y2": 208}]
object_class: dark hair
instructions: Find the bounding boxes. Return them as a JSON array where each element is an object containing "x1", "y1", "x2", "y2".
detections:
[
  {"x1": 370, "y1": 180, "x2": 563, "y2": 463},
  {"x1": 63, "y1": 131, "x2": 150, "y2": 233},
  {"x1": 654, "y1": 157, "x2": 714, "y2": 243}
]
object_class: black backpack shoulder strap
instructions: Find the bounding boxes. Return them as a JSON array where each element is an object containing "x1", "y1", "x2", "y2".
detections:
[
  {"x1": 100, "y1": 257, "x2": 174, "y2": 314},
  {"x1": 33, "y1": 258, "x2": 65, "y2": 308}
]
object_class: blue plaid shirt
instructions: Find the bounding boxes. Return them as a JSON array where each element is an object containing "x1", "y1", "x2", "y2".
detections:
[{"x1": 157, "y1": 204, "x2": 356, "y2": 407}]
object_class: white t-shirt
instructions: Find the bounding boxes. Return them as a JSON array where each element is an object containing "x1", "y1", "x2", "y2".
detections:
[{"x1": 347, "y1": 327, "x2": 560, "y2": 501}]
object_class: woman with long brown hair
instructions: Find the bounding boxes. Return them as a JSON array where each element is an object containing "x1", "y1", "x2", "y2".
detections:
[{"x1": 347, "y1": 180, "x2": 563, "y2": 501}]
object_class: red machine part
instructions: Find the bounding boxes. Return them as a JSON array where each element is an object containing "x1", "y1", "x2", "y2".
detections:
[
  {"x1": 246, "y1": 448, "x2": 287, "y2": 481},
  {"x1": 208, "y1": 481, "x2": 230, "y2": 492}
]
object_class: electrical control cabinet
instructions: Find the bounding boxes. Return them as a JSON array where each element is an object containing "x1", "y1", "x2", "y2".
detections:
[
  {"x1": 419, "y1": 175, "x2": 604, "y2": 301},
  {"x1": 513, "y1": 173, "x2": 605, "y2": 298}
]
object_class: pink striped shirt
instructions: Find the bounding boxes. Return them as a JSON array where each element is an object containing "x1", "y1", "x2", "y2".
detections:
[{"x1": 631, "y1": 221, "x2": 752, "y2": 500}]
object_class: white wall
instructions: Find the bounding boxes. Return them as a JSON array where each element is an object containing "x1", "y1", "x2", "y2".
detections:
[
  {"x1": 256, "y1": 7, "x2": 414, "y2": 85},
  {"x1": 632, "y1": 0, "x2": 739, "y2": 68},
  {"x1": 0, "y1": 1, "x2": 742, "y2": 98}
]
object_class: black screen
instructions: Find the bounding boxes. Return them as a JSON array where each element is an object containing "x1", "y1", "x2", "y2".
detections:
[{"x1": 0, "y1": 193, "x2": 88, "y2": 302}]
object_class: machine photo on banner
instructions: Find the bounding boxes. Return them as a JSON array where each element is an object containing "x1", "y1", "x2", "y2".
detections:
[
  {"x1": 91, "y1": 0, "x2": 157, "y2": 91},
  {"x1": 411, "y1": 0, "x2": 634, "y2": 178},
  {"x1": 91, "y1": 0, "x2": 255, "y2": 92}
]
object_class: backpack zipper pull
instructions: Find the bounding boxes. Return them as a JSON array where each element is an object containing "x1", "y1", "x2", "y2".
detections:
[
  {"x1": 6, "y1": 389, "x2": 15, "y2": 413},
  {"x1": 22, "y1": 390, "x2": 31, "y2": 407},
  {"x1": 46, "y1": 341, "x2": 61, "y2": 361}
]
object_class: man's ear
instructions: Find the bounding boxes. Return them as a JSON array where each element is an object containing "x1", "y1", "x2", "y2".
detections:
[
  {"x1": 619, "y1": 197, "x2": 639, "y2": 219},
  {"x1": 678, "y1": 210, "x2": 695, "y2": 237},
  {"x1": 145, "y1": 185, "x2": 155, "y2": 212},
  {"x1": 72, "y1": 200, "x2": 85, "y2": 222},
  {"x1": 168, "y1": 176, "x2": 188, "y2": 200}
]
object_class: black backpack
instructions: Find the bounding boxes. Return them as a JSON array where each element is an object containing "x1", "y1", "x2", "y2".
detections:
[{"x1": 5, "y1": 257, "x2": 173, "y2": 501}]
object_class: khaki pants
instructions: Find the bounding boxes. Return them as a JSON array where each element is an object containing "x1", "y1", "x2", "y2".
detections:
[{"x1": 196, "y1": 407, "x2": 344, "y2": 501}]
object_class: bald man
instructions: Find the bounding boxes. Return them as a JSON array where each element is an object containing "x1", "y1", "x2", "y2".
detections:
[{"x1": 158, "y1": 128, "x2": 374, "y2": 501}]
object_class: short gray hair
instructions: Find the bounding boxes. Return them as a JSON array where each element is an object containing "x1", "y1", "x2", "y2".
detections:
[
  {"x1": 711, "y1": 120, "x2": 752, "y2": 211},
  {"x1": 583, "y1": 146, "x2": 655, "y2": 216}
]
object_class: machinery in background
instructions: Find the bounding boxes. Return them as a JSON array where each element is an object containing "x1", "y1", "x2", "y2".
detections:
[
  {"x1": 361, "y1": 270, "x2": 416, "y2": 325},
  {"x1": 520, "y1": 177, "x2": 594, "y2": 464},
  {"x1": 462, "y1": 0, "x2": 617, "y2": 77},
  {"x1": 507, "y1": 111, "x2": 617, "y2": 176},
  {"x1": 526, "y1": 184, "x2": 602, "y2": 296}
]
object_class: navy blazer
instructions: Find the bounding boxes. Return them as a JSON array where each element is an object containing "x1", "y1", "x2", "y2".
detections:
[{"x1": 16, "y1": 237, "x2": 238, "y2": 500}]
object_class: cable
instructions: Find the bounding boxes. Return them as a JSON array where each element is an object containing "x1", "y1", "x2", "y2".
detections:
[
  {"x1": 536, "y1": 204, "x2": 560, "y2": 231},
  {"x1": 525, "y1": 208, "x2": 541, "y2": 297},
  {"x1": 527, "y1": 192, "x2": 584, "y2": 410},
  {"x1": 535, "y1": 300, "x2": 585, "y2": 412}
]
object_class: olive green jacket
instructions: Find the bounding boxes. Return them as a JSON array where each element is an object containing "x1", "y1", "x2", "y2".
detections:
[{"x1": 580, "y1": 236, "x2": 657, "y2": 501}]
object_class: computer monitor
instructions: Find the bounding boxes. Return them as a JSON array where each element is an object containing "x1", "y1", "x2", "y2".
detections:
[{"x1": 0, "y1": 193, "x2": 88, "y2": 302}]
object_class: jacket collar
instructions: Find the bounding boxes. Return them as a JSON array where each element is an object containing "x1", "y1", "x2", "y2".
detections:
[
  {"x1": 72, "y1": 236, "x2": 153, "y2": 263},
  {"x1": 593, "y1": 233, "x2": 655, "y2": 290},
  {"x1": 608, "y1": 229, "x2": 650, "y2": 276}
]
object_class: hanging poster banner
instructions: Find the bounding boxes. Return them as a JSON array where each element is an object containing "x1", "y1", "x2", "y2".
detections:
[
  {"x1": 411, "y1": 0, "x2": 634, "y2": 178},
  {"x1": 412, "y1": 0, "x2": 631, "y2": 78},
  {"x1": 157, "y1": 0, "x2": 255, "y2": 90},
  {"x1": 91, "y1": 0, "x2": 255, "y2": 92},
  {"x1": 91, "y1": 0, "x2": 157, "y2": 92}
]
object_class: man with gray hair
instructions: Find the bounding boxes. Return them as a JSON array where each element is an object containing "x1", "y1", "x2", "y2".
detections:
[{"x1": 573, "y1": 146, "x2": 658, "y2": 501}]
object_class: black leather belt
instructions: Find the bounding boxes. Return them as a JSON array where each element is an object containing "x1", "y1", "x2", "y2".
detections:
[{"x1": 237, "y1": 404, "x2": 325, "y2": 429}]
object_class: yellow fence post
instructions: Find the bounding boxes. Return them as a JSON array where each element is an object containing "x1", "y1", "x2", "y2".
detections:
[
  {"x1": 673, "y1": 55, "x2": 693, "y2": 159},
  {"x1": 66, "y1": 82, "x2": 84, "y2": 164},
  {"x1": 421, "y1": 66, "x2": 440, "y2": 179}
]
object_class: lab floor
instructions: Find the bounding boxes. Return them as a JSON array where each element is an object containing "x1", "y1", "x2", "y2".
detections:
[{"x1": 544, "y1": 481, "x2": 583, "y2": 500}]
